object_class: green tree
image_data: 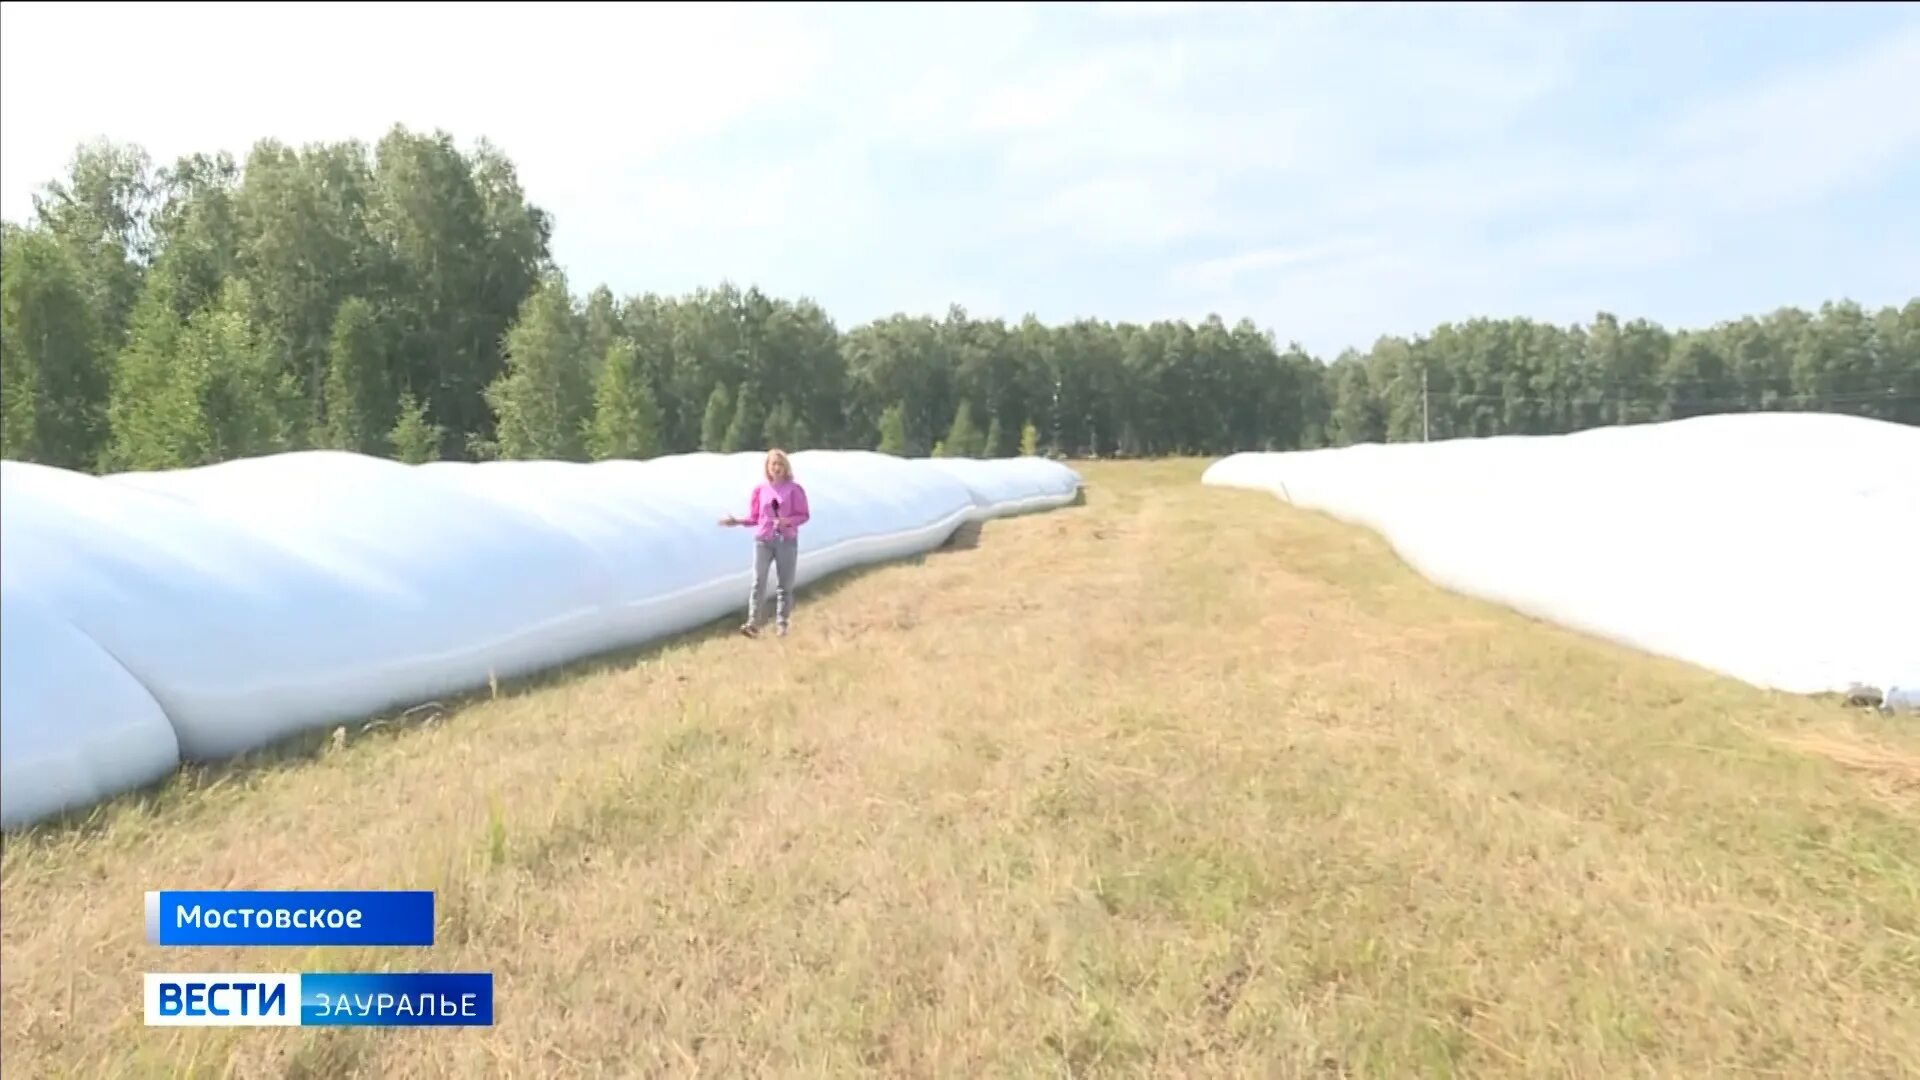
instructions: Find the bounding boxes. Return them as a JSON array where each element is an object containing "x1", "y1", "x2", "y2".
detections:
[
  {"x1": 587, "y1": 339, "x2": 663, "y2": 460},
  {"x1": 231, "y1": 140, "x2": 363, "y2": 432},
  {"x1": 149, "y1": 151, "x2": 241, "y2": 320},
  {"x1": 372, "y1": 127, "x2": 549, "y2": 455},
  {"x1": 32, "y1": 139, "x2": 155, "y2": 350},
  {"x1": 762, "y1": 401, "x2": 800, "y2": 451},
  {"x1": 700, "y1": 383, "x2": 732, "y2": 451},
  {"x1": 944, "y1": 399, "x2": 983, "y2": 458},
  {"x1": 192, "y1": 281, "x2": 297, "y2": 462},
  {"x1": 582, "y1": 284, "x2": 620, "y2": 382},
  {"x1": 321, "y1": 298, "x2": 390, "y2": 454},
  {"x1": 105, "y1": 278, "x2": 295, "y2": 470},
  {"x1": 844, "y1": 316, "x2": 947, "y2": 455},
  {"x1": 723, "y1": 383, "x2": 762, "y2": 453},
  {"x1": 390, "y1": 391, "x2": 442, "y2": 463},
  {"x1": 1874, "y1": 301, "x2": 1920, "y2": 425},
  {"x1": 1, "y1": 224, "x2": 109, "y2": 467},
  {"x1": 103, "y1": 264, "x2": 190, "y2": 470},
  {"x1": 1327, "y1": 352, "x2": 1384, "y2": 446},
  {"x1": 1663, "y1": 333, "x2": 1730, "y2": 421},
  {"x1": 485, "y1": 274, "x2": 591, "y2": 460},
  {"x1": 19, "y1": 130, "x2": 1920, "y2": 473},
  {"x1": 876, "y1": 403, "x2": 909, "y2": 455}
]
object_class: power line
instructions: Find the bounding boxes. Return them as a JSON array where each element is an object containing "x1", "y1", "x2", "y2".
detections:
[
  {"x1": 1421, "y1": 389, "x2": 1920, "y2": 409},
  {"x1": 1646, "y1": 370, "x2": 1920, "y2": 391},
  {"x1": 1392, "y1": 371, "x2": 1920, "y2": 393}
]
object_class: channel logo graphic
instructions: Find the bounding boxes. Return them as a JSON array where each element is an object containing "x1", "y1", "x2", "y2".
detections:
[{"x1": 144, "y1": 972, "x2": 493, "y2": 1027}]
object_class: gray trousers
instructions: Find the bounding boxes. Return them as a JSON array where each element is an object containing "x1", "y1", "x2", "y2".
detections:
[{"x1": 747, "y1": 536, "x2": 799, "y2": 628}]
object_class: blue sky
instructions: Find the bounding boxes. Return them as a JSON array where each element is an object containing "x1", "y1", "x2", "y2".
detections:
[{"x1": 3, "y1": 1, "x2": 1916, "y2": 356}]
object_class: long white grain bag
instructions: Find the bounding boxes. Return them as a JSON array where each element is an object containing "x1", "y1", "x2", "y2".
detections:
[
  {"x1": 0, "y1": 450, "x2": 1082, "y2": 828},
  {"x1": 926, "y1": 456, "x2": 1087, "y2": 519},
  {"x1": 1202, "y1": 412, "x2": 1920, "y2": 697},
  {"x1": 0, "y1": 587, "x2": 182, "y2": 827}
]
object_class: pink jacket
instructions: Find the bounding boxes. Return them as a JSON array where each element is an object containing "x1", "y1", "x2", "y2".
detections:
[{"x1": 742, "y1": 480, "x2": 810, "y2": 542}]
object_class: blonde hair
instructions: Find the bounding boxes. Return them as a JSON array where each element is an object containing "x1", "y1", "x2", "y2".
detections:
[{"x1": 764, "y1": 448, "x2": 793, "y2": 481}]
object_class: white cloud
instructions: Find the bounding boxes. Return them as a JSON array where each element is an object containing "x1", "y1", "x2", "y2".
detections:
[
  {"x1": 1502, "y1": 222, "x2": 1706, "y2": 274},
  {"x1": 1002, "y1": 173, "x2": 1223, "y2": 250},
  {"x1": 1170, "y1": 238, "x2": 1389, "y2": 293},
  {"x1": 1129, "y1": 10, "x2": 1920, "y2": 349},
  {"x1": 1, "y1": 1, "x2": 825, "y2": 214},
  {"x1": 1655, "y1": 23, "x2": 1920, "y2": 215},
  {"x1": 4, "y1": 1, "x2": 1915, "y2": 356}
]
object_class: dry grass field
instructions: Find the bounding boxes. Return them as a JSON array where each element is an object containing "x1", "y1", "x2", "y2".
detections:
[{"x1": 3, "y1": 458, "x2": 1917, "y2": 1078}]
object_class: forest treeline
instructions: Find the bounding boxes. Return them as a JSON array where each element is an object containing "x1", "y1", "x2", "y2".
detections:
[{"x1": 4, "y1": 129, "x2": 1917, "y2": 473}]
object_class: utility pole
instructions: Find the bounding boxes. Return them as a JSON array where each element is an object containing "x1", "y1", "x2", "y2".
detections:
[{"x1": 1422, "y1": 364, "x2": 1430, "y2": 442}]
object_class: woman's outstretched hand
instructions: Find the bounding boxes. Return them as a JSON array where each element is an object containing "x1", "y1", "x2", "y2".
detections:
[{"x1": 719, "y1": 515, "x2": 740, "y2": 527}]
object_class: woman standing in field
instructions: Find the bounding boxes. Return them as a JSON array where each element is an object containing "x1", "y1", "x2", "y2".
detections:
[{"x1": 719, "y1": 448, "x2": 811, "y2": 638}]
